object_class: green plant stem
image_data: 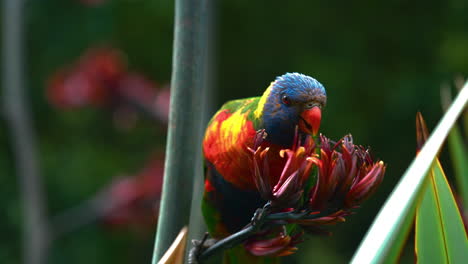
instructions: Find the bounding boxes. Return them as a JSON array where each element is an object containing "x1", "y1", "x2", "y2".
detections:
[
  {"x1": 152, "y1": 0, "x2": 209, "y2": 262},
  {"x1": 2, "y1": 1, "x2": 50, "y2": 264},
  {"x1": 185, "y1": 0, "x2": 216, "y2": 262}
]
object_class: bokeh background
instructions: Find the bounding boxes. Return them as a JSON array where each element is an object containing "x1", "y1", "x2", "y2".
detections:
[{"x1": 1, "y1": 0, "x2": 467, "y2": 263}]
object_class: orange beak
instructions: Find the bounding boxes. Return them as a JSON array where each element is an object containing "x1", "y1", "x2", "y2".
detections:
[{"x1": 299, "y1": 106, "x2": 321, "y2": 136}]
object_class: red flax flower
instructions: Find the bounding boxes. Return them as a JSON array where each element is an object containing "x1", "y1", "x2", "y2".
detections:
[
  {"x1": 46, "y1": 47, "x2": 171, "y2": 127},
  {"x1": 308, "y1": 134, "x2": 385, "y2": 210},
  {"x1": 248, "y1": 128, "x2": 316, "y2": 208},
  {"x1": 47, "y1": 48, "x2": 127, "y2": 108},
  {"x1": 244, "y1": 130, "x2": 385, "y2": 256},
  {"x1": 244, "y1": 227, "x2": 303, "y2": 257},
  {"x1": 104, "y1": 157, "x2": 164, "y2": 229}
]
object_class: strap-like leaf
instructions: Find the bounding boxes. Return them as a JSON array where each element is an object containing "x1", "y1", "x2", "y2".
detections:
[
  {"x1": 416, "y1": 159, "x2": 468, "y2": 263},
  {"x1": 446, "y1": 126, "x2": 468, "y2": 206},
  {"x1": 351, "y1": 82, "x2": 468, "y2": 264},
  {"x1": 441, "y1": 84, "x2": 468, "y2": 207}
]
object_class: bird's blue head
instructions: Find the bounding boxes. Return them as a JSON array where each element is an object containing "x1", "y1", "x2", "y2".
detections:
[{"x1": 260, "y1": 72, "x2": 327, "y2": 146}]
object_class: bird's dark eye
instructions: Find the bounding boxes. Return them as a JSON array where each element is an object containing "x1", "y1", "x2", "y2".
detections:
[{"x1": 282, "y1": 95, "x2": 291, "y2": 106}]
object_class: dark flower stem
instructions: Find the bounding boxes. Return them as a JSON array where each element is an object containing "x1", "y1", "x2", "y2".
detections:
[
  {"x1": 266, "y1": 210, "x2": 311, "y2": 220},
  {"x1": 195, "y1": 202, "x2": 334, "y2": 262},
  {"x1": 198, "y1": 225, "x2": 256, "y2": 261}
]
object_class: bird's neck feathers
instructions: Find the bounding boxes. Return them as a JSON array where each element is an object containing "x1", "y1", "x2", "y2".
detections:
[
  {"x1": 253, "y1": 83, "x2": 273, "y2": 119},
  {"x1": 258, "y1": 83, "x2": 300, "y2": 147}
]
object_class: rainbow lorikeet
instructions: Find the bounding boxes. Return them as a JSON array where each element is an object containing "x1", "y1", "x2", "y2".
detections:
[{"x1": 201, "y1": 72, "x2": 327, "y2": 262}]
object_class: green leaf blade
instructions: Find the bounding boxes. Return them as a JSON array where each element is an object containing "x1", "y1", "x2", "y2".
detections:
[
  {"x1": 447, "y1": 126, "x2": 468, "y2": 206},
  {"x1": 416, "y1": 170, "x2": 449, "y2": 264},
  {"x1": 432, "y1": 160, "x2": 468, "y2": 262},
  {"x1": 415, "y1": 159, "x2": 468, "y2": 263},
  {"x1": 351, "y1": 83, "x2": 468, "y2": 264},
  {"x1": 380, "y1": 201, "x2": 416, "y2": 264}
]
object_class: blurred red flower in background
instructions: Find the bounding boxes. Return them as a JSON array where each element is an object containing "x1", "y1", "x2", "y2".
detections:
[
  {"x1": 46, "y1": 47, "x2": 170, "y2": 125},
  {"x1": 104, "y1": 156, "x2": 164, "y2": 229},
  {"x1": 46, "y1": 47, "x2": 170, "y2": 232},
  {"x1": 47, "y1": 48, "x2": 125, "y2": 108}
]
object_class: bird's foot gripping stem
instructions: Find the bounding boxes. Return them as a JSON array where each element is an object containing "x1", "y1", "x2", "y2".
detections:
[
  {"x1": 192, "y1": 202, "x2": 272, "y2": 263},
  {"x1": 188, "y1": 233, "x2": 217, "y2": 264},
  {"x1": 250, "y1": 202, "x2": 272, "y2": 231}
]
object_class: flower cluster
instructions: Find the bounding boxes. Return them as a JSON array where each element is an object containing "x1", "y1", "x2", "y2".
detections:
[
  {"x1": 47, "y1": 47, "x2": 170, "y2": 124},
  {"x1": 46, "y1": 48, "x2": 168, "y2": 237},
  {"x1": 244, "y1": 130, "x2": 386, "y2": 256},
  {"x1": 308, "y1": 134, "x2": 385, "y2": 212},
  {"x1": 104, "y1": 157, "x2": 164, "y2": 229},
  {"x1": 244, "y1": 227, "x2": 303, "y2": 257},
  {"x1": 47, "y1": 48, "x2": 126, "y2": 108},
  {"x1": 248, "y1": 129, "x2": 316, "y2": 208}
]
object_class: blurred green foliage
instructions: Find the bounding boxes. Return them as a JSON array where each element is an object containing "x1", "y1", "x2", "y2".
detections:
[{"x1": 1, "y1": 0, "x2": 468, "y2": 263}]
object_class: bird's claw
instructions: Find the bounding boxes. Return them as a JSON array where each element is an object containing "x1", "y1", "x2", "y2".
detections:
[
  {"x1": 250, "y1": 203, "x2": 271, "y2": 231},
  {"x1": 188, "y1": 233, "x2": 217, "y2": 264}
]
